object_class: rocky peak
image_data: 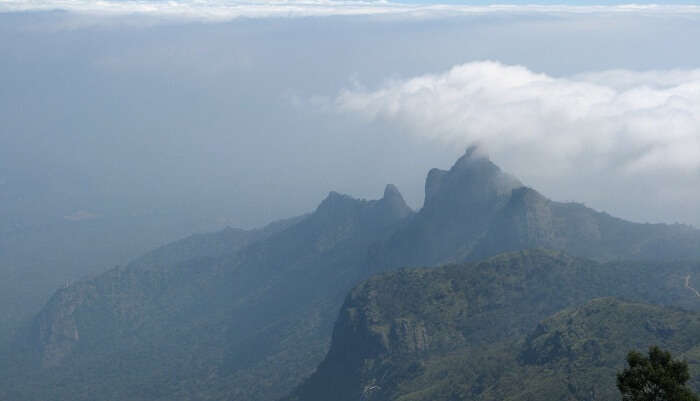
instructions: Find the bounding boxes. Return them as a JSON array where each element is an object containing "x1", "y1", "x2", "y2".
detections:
[
  {"x1": 380, "y1": 184, "x2": 413, "y2": 220},
  {"x1": 382, "y1": 184, "x2": 401, "y2": 200},
  {"x1": 450, "y1": 144, "x2": 486, "y2": 170},
  {"x1": 311, "y1": 191, "x2": 362, "y2": 224},
  {"x1": 318, "y1": 190, "x2": 353, "y2": 208},
  {"x1": 313, "y1": 185, "x2": 412, "y2": 223},
  {"x1": 424, "y1": 168, "x2": 447, "y2": 205},
  {"x1": 423, "y1": 146, "x2": 522, "y2": 212}
]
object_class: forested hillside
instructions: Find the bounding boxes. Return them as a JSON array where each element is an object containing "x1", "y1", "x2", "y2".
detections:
[{"x1": 287, "y1": 251, "x2": 700, "y2": 401}]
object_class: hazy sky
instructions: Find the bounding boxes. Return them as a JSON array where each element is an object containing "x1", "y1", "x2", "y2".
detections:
[{"x1": 2, "y1": 3, "x2": 700, "y2": 235}]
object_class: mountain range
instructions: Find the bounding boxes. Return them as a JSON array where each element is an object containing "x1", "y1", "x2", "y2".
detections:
[{"x1": 3, "y1": 147, "x2": 700, "y2": 401}]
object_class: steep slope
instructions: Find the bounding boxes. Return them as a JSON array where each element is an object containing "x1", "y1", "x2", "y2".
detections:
[
  {"x1": 1, "y1": 186, "x2": 413, "y2": 401},
  {"x1": 287, "y1": 251, "x2": 700, "y2": 401},
  {"x1": 372, "y1": 148, "x2": 700, "y2": 270}
]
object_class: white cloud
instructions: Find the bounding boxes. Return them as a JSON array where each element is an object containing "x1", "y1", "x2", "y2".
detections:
[
  {"x1": 335, "y1": 61, "x2": 700, "y2": 176},
  {"x1": 2, "y1": 0, "x2": 700, "y2": 21}
]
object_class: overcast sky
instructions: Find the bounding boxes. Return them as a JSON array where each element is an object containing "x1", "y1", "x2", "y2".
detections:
[{"x1": 2, "y1": 3, "x2": 700, "y2": 234}]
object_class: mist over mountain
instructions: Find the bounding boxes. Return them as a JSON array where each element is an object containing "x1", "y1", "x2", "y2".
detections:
[
  {"x1": 2, "y1": 5, "x2": 700, "y2": 401},
  {"x1": 373, "y1": 148, "x2": 700, "y2": 270},
  {"x1": 4, "y1": 9, "x2": 700, "y2": 355},
  {"x1": 4, "y1": 152, "x2": 700, "y2": 401}
]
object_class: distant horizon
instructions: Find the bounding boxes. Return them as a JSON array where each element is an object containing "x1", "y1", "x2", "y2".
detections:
[
  {"x1": 3, "y1": 0, "x2": 700, "y2": 21},
  {"x1": 394, "y1": 0, "x2": 698, "y2": 4}
]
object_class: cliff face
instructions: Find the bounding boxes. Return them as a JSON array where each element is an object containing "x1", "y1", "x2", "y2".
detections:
[
  {"x1": 34, "y1": 283, "x2": 92, "y2": 368},
  {"x1": 287, "y1": 251, "x2": 700, "y2": 401}
]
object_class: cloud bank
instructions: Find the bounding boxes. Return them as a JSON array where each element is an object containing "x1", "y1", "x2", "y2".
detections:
[
  {"x1": 336, "y1": 62, "x2": 700, "y2": 177},
  {"x1": 2, "y1": 0, "x2": 700, "y2": 20}
]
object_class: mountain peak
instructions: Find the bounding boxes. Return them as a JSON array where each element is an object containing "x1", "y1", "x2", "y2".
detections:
[
  {"x1": 424, "y1": 147, "x2": 522, "y2": 208},
  {"x1": 310, "y1": 186, "x2": 412, "y2": 233},
  {"x1": 317, "y1": 190, "x2": 353, "y2": 209},
  {"x1": 381, "y1": 184, "x2": 413, "y2": 220},
  {"x1": 451, "y1": 144, "x2": 487, "y2": 170},
  {"x1": 383, "y1": 184, "x2": 401, "y2": 199}
]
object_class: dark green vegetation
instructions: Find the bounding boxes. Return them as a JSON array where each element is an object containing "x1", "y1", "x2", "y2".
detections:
[
  {"x1": 4, "y1": 149, "x2": 700, "y2": 401},
  {"x1": 287, "y1": 251, "x2": 700, "y2": 401},
  {"x1": 618, "y1": 346, "x2": 700, "y2": 401}
]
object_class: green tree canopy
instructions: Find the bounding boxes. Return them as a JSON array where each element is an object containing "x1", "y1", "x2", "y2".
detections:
[{"x1": 617, "y1": 346, "x2": 699, "y2": 401}]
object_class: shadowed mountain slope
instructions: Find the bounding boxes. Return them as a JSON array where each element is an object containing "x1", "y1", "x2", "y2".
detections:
[{"x1": 2, "y1": 186, "x2": 413, "y2": 401}]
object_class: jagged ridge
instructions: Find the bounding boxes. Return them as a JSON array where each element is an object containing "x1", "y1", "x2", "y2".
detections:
[{"x1": 7, "y1": 149, "x2": 700, "y2": 401}]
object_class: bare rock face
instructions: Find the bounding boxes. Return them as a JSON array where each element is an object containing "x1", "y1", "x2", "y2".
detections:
[
  {"x1": 389, "y1": 319, "x2": 431, "y2": 353},
  {"x1": 35, "y1": 283, "x2": 94, "y2": 368}
]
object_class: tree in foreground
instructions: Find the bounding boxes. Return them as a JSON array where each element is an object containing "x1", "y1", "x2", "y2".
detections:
[{"x1": 617, "y1": 346, "x2": 699, "y2": 401}]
